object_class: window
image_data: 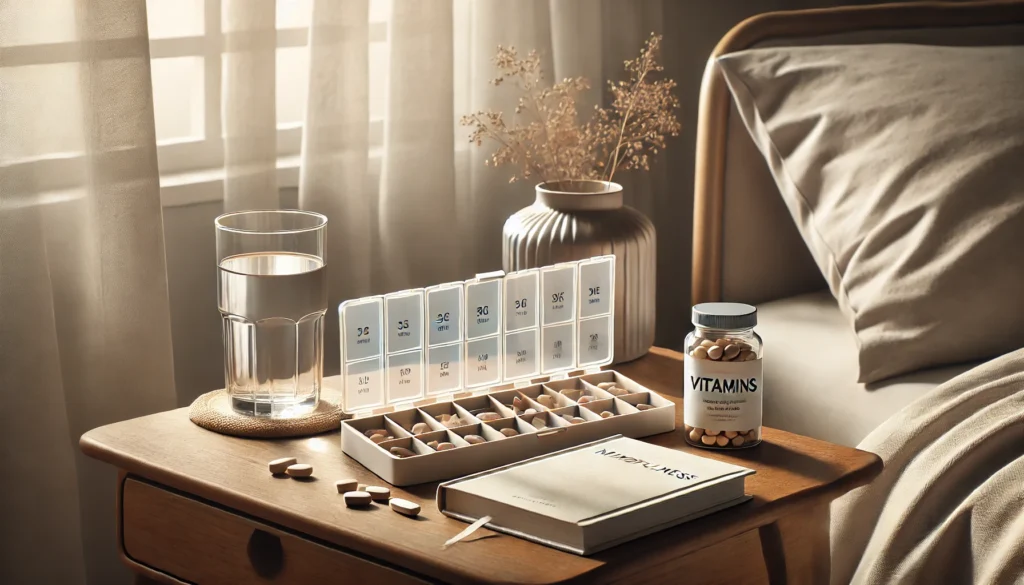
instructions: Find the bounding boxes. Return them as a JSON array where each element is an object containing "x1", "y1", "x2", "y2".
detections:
[{"x1": 148, "y1": 0, "x2": 389, "y2": 202}]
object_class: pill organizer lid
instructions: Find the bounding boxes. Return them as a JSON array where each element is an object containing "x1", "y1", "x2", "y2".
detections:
[{"x1": 338, "y1": 256, "x2": 615, "y2": 415}]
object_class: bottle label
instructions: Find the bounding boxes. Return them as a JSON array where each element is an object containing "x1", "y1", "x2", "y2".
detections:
[{"x1": 684, "y1": 355, "x2": 763, "y2": 431}]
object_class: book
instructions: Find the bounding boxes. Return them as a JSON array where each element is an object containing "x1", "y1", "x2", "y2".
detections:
[{"x1": 436, "y1": 435, "x2": 755, "y2": 555}]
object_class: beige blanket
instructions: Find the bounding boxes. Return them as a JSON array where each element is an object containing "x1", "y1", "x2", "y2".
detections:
[{"x1": 831, "y1": 349, "x2": 1024, "y2": 584}]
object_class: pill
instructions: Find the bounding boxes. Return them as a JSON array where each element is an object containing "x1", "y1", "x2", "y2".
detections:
[
  {"x1": 723, "y1": 345, "x2": 741, "y2": 360},
  {"x1": 476, "y1": 412, "x2": 501, "y2": 422},
  {"x1": 531, "y1": 417, "x2": 548, "y2": 430},
  {"x1": 734, "y1": 341, "x2": 752, "y2": 351},
  {"x1": 344, "y1": 491, "x2": 373, "y2": 507},
  {"x1": 500, "y1": 428, "x2": 519, "y2": 437},
  {"x1": 364, "y1": 429, "x2": 388, "y2": 437},
  {"x1": 371, "y1": 434, "x2": 392, "y2": 444},
  {"x1": 438, "y1": 414, "x2": 451, "y2": 422},
  {"x1": 724, "y1": 431, "x2": 738, "y2": 438},
  {"x1": 443, "y1": 416, "x2": 464, "y2": 428},
  {"x1": 636, "y1": 403, "x2": 655, "y2": 411},
  {"x1": 715, "y1": 435, "x2": 730, "y2": 447},
  {"x1": 701, "y1": 434, "x2": 717, "y2": 445},
  {"x1": 411, "y1": 422, "x2": 430, "y2": 434},
  {"x1": 512, "y1": 396, "x2": 526, "y2": 410},
  {"x1": 268, "y1": 457, "x2": 297, "y2": 474},
  {"x1": 597, "y1": 382, "x2": 616, "y2": 390},
  {"x1": 600, "y1": 411, "x2": 614, "y2": 419},
  {"x1": 537, "y1": 395, "x2": 554, "y2": 408},
  {"x1": 691, "y1": 346, "x2": 709, "y2": 359},
  {"x1": 523, "y1": 408, "x2": 537, "y2": 416},
  {"x1": 390, "y1": 446, "x2": 416, "y2": 458},
  {"x1": 739, "y1": 350, "x2": 756, "y2": 361},
  {"x1": 688, "y1": 428, "x2": 703, "y2": 442},
  {"x1": 731, "y1": 436, "x2": 745, "y2": 447},
  {"x1": 365, "y1": 486, "x2": 390, "y2": 502},
  {"x1": 436, "y1": 442, "x2": 456, "y2": 451},
  {"x1": 707, "y1": 346, "x2": 724, "y2": 360},
  {"x1": 578, "y1": 396, "x2": 595, "y2": 404},
  {"x1": 464, "y1": 435, "x2": 485, "y2": 445},
  {"x1": 335, "y1": 479, "x2": 359, "y2": 493},
  {"x1": 699, "y1": 339, "x2": 715, "y2": 348},
  {"x1": 390, "y1": 498, "x2": 421, "y2": 517},
  {"x1": 426, "y1": 440, "x2": 439, "y2": 449},
  {"x1": 571, "y1": 417, "x2": 586, "y2": 424},
  {"x1": 285, "y1": 464, "x2": 313, "y2": 478},
  {"x1": 715, "y1": 338, "x2": 730, "y2": 348}
]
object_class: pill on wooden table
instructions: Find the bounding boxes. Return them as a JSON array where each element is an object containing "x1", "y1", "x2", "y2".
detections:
[
  {"x1": 597, "y1": 382, "x2": 616, "y2": 390},
  {"x1": 701, "y1": 434, "x2": 717, "y2": 446},
  {"x1": 365, "y1": 486, "x2": 390, "y2": 502},
  {"x1": 536, "y1": 395, "x2": 554, "y2": 408},
  {"x1": 715, "y1": 338, "x2": 730, "y2": 348},
  {"x1": 600, "y1": 411, "x2": 614, "y2": 419},
  {"x1": 731, "y1": 436, "x2": 745, "y2": 447},
  {"x1": 464, "y1": 435, "x2": 485, "y2": 445},
  {"x1": 723, "y1": 345, "x2": 741, "y2": 360},
  {"x1": 636, "y1": 403, "x2": 655, "y2": 411},
  {"x1": 707, "y1": 346, "x2": 724, "y2": 360},
  {"x1": 715, "y1": 435, "x2": 730, "y2": 447},
  {"x1": 436, "y1": 442, "x2": 456, "y2": 451},
  {"x1": 691, "y1": 346, "x2": 709, "y2": 359},
  {"x1": 724, "y1": 431, "x2": 738, "y2": 439},
  {"x1": 699, "y1": 339, "x2": 715, "y2": 349},
  {"x1": 344, "y1": 491, "x2": 372, "y2": 507},
  {"x1": 268, "y1": 457, "x2": 297, "y2": 474},
  {"x1": 411, "y1": 422, "x2": 430, "y2": 435},
  {"x1": 426, "y1": 440, "x2": 439, "y2": 449},
  {"x1": 364, "y1": 429, "x2": 387, "y2": 438},
  {"x1": 500, "y1": 428, "x2": 519, "y2": 437},
  {"x1": 390, "y1": 498, "x2": 421, "y2": 517},
  {"x1": 577, "y1": 396, "x2": 595, "y2": 404},
  {"x1": 285, "y1": 464, "x2": 313, "y2": 478},
  {"x1": 688, "y1": 428, "x2": 703, "y2": 442},
  {"x1": 705, "y1": 429, "x2": 721, "y2": 436},
  {"x1": 531, "y1": 417, "x2": 548, "y2": 430},
  {"x1": 390, "y1": 446, "x2": 416, "y2": 458},
  {"x1": 476, "y1": 412, "x2": 501, "y2": 422},
  {"x1": 335, "y1": 479, "x2": 359, "y2": 493}
]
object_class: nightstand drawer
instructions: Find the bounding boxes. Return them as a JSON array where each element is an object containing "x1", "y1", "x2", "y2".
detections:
[{"x1": 120, "y1": 477, "x2": 428, "y2": 584}]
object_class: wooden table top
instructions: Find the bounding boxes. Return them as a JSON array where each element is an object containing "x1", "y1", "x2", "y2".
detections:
[{"x1": 81, "y1": 347, "x2": 881, "y2": 585}]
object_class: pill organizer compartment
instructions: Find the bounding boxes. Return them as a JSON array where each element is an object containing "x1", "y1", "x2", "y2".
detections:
[{"x1": 339, "y1": 256, "x2": 676, "y2": 486}]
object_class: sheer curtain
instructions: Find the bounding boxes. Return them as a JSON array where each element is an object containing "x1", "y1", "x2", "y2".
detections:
[{"x1": 1, "y1": 0, "x2": 670, "y2": 583}]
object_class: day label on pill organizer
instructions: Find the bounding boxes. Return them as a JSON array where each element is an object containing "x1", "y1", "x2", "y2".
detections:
[
  {"x1": 386, "y1": 293, "x2": 424, "y2": 354},
  {"x1": 465, "y1": 280, "x2": 501, "y2": 339},
  {"x1": 504, "y1": 271, "x2": 539, "y2": 332},
  {"x1": 426, "y1": 342, "x2": 463, "y2": 395},
  {"x1": 578, "y1": 315, "x2": 611, "y2": 366},
  {"x1": 342, "y1": 298, "x2": 384, "y2": 363},
  {"x1": 541, "y1": 265, "x2": 576, "y2": 326},
  {"x1": 504, "y1": 329, "x2": 540, "y2": 380},
  {"x1": 386, "y1": 350, "x2": 424, "y2": 403},
  {"x1": 465, "y1": 336, "x2": 501, "y2": 388},
  {"x1": 427, "y1": 285, "x2": 462, "y2": 347},
  {"x1": 541, "y1": 322, "x2": 575, "y2": 373},
  {"x1": 344, "y1": 357, "x2": 384, "y2": 411},
  {"x1": 579, "y1": 259, "x2": 613, "y2": 318}
]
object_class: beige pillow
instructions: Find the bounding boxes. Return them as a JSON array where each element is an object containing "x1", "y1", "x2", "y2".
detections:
[{"x1": 718, "y1": 44, "x2": 1024, "y2": 383}]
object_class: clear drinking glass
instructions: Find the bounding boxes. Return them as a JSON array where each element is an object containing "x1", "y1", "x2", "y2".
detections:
[{"x1": 215, "y1": 210, "x2": 328, "y2": 418}]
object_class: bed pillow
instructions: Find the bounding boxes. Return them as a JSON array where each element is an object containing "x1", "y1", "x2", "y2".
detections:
[{"x1": 717, "y1": 44, "x2": 1024, "y2": 383}]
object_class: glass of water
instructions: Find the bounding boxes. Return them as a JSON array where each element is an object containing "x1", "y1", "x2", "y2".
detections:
[{"x1": 215, "y1": 210, "x2": 328, "y2": 418}]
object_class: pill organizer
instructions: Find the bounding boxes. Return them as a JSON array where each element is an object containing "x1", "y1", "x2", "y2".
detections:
[{"x1": 339, "y1": 256, "x2": 676, "y2": 486}]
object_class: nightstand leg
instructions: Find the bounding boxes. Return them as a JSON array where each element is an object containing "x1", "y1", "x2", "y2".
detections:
[{"x1": 759, "y1": 503, "x2": 831, "y2": 585}]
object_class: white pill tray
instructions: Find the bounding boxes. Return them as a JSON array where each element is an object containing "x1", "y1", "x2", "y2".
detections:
[{"x1": 338, "y1": 256, "x2": 676, "y2": 486}]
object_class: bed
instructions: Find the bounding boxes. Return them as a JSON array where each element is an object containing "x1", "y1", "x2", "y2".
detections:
[{"x1": 691, "y1": 2, "x2": 1024, "y2": 583}]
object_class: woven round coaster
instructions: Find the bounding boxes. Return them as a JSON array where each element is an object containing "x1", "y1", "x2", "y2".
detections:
[{"x1": 189, "y1": 387, "x2": 346, "y2": 438}]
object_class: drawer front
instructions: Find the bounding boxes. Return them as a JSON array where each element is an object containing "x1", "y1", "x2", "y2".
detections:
[{"x1": 121, "y1": 477, "x2": 428, "y2": 584}]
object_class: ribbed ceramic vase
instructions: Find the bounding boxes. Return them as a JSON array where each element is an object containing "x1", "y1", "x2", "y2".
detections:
[{"x1": 503, "y1": 180, "x2": 656, "y2": 363}]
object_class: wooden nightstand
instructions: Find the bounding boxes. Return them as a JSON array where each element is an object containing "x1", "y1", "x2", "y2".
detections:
[{"x1": 81, "y1": 347, "x2": 880, "y2": 584}]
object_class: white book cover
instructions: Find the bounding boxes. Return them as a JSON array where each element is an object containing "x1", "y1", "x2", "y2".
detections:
[{"x1": 437, "y1": 435, "x2": 754, "y2": 555}]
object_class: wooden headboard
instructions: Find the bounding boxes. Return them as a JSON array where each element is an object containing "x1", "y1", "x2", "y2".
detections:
[{"x1": 691, "y1": 0, "x2": 1024, "y2": 304}]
